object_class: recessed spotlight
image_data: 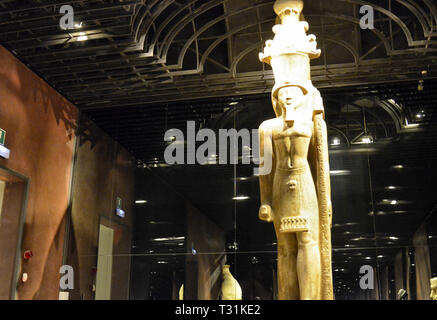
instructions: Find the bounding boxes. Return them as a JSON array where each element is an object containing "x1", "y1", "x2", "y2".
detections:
[
  {"x1": 233, "y1": 196, "x2": 250, "y2": 201},
  {"x1": 392, "y1": 165, "x2": 404, "y2": 169},
  {"x1": 330, "y1": 170, "x2": 352, "y2": 176},
  {"x1": 77, "y1": 32, "x2": 88, "y2": 41},
  {"x1": 151, "y1": 236, "x2": 185, "y2": 242},
  {"x1": 331, "y1": 138, "x2": 340, "y2": 146}
]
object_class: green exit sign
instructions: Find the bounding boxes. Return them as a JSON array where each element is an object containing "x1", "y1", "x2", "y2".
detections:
[{"x1": 0, "y1": 129, "x2": 5, "y2": 146}]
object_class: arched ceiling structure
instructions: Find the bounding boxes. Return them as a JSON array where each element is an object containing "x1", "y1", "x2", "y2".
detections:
[{"x1": 1, "y1": 0, "x2": 437, "y2": 109}]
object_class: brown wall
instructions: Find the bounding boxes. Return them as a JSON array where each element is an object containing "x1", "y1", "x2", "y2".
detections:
[
  {"x1": 0, "y1": 45, "x2": 136, "y2": 300},
  {"x1": 0, "y1": 171, "x2": 27, "y2": 299},
  {"x1": 0, "y1": 45, "x2": 77, "y2": 299},
  {"x1": 66, "y1": 116, "x2": 135, "y2": 300}
]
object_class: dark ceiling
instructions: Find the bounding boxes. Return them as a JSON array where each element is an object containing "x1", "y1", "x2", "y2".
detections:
[
  {"x1": 1, "y1": 0, "x2": 437, "y2": 164},
  {"x1": 1, "y1": 0, "x2": 437, "y2": 299}
]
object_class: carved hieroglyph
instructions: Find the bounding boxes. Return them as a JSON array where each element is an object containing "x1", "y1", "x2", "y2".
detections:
[{"x1": 258, "y1": 0, "x2": 333, "y2": 300}]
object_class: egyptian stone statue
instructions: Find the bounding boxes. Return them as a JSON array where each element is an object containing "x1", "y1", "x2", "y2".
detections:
[{"x1": 258, "y1": 0, "x2": 333, "y2": 300}]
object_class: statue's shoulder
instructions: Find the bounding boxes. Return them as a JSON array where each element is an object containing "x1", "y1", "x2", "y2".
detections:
[{"x1": 259, "y1": 118, "x2": 282, "y2": 131}]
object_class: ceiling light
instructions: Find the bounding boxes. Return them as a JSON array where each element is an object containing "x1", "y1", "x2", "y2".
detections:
[
  {"x1": 135, "y1": 200, "x2": 148, "y2": 204},
  {"x1": 235, "y1": 177, "x2": 248, "y2": 182},
  {"x1": 229, "y1": 102, "x2": 239, "y2": 106},
  {"x1": 361, "y1": 135, "x2": 373, "y2": 144},
  {"x1": 151, "y1": 236, "x2": 185, "y2": 242},
  {"x1": 392, "y1": 165, "x2": 404, "y2": 169},
  {"x1": 416, "y1": 110, "x2": 426, "y2": 119},
  {"x1": 233, "y1": 196, "x2": 250, "y2": 201},
  {"x1": 352, "y1": 133, "x2": 373, "y2": 145},
  {"x1": 331, "y1": 138, "x2": 340, "y2": 146},
  {"x1": 390, "y1": 200, "x2": 398, "y2": 205},
  {"x1": 330, "y1": 170, "x2": 352, "y2": 176},
  {"x1": 77, "y1": 32, "x2": 88, "y2": 41}
]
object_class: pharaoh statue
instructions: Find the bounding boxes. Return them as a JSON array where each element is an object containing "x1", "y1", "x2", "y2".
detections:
[{"x1": 258, "y1": 0, "x2": 333, "y2": 300}]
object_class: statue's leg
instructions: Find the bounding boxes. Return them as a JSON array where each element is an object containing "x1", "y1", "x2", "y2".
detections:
[
  {"x1": 275, "y1": 229, "x2": 299, "y2": 300},
  {"x1": 296, "y1": 218, "x2": 321, "y2": 300}
]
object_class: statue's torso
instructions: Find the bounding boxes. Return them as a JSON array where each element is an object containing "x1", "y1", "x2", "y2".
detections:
[
  {"x1": 261, "y1": 95, "x2": 318, "y2": 233},
  {"x1": 268, "y1": 94, "x2": 314, "y2": 169}
]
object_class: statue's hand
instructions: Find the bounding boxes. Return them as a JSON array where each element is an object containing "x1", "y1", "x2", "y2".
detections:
[{"x1": 259, "y1": 204, "x2": 274, "y2": 223}]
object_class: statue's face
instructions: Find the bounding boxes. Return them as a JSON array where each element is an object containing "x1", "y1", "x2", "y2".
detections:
[
  {"x1": 278, "y1": 86, "x2": 304, "y2": 108},
  {"x1": 277, "y1": 86, "x2": 305, "y2": 124}
]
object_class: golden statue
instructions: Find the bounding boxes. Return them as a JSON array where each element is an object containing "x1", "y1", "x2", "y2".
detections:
[{"x1": 258, "y1": 0, "x2": 333, "y2": 300}]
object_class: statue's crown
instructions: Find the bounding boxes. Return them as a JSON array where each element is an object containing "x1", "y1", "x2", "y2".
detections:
[
  {"x1": 260, "y1": 0, "x2": 320, "y2": 65},
  {"x1": 259, "y1": 0, "x2": 320, "y2": 95}
]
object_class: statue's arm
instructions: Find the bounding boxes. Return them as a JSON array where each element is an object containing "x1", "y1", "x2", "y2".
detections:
[{"x1": 258, "y1": 122, "x2": 275, "y2": 223}]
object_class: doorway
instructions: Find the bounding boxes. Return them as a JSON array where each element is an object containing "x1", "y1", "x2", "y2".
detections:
[
  {"x1": 0, "y1": 167, "x2": 29, "y2": 300},
  {"x1": 95, "y1": 224, "x2": 114, "y2": 300}
]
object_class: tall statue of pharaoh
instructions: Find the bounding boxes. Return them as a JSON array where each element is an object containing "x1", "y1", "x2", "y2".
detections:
[{"x1": 258, "y1": 0, "x2": 333, "y2": 300}]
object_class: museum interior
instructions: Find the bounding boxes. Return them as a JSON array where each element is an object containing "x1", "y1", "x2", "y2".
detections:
[{"x1": 0, "y1": 0, "x2": 437, "y2": 301}]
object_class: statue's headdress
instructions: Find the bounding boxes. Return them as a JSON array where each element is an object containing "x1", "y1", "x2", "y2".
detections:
[{"x1": 259, "y1": 0, "x2": 321, "y2": 116}]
